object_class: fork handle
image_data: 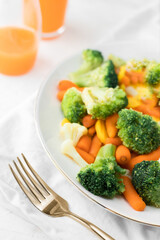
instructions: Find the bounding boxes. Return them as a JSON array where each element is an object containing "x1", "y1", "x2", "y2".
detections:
[{"x1": 65, "y1": 211, "x2": 114, "y2": 240}]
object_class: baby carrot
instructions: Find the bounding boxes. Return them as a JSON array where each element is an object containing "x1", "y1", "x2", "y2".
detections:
[
  {"x1": 82, "y1": 115, "x2": 96, "y2": 128},
  {"x1": 57, "y1": 90, "x2": 66, "y2": 101},
  {"x1": 106, "y1": 113, "x2": 119, "y2": 138},
  {"x1": 105, "y1": 137, "x2": 122, "y2": 146},
  {"x1": 130, "y1": 74, "x2": 138, "y2": 84},
  {"x1": 121, "y1": 76, "x2": 130, "y2": 86},
  {"x1": 89, "y1": 134, "x2": 102, "y2": 158},
  {"x1": 137, "y1": 71, "x2": 145, "y2": 83},
  {"x1": 76, "y1": 135, "x2": 92, "y2": 153},
  {"x1": 76, "y1": 87, "x2": 84, "y2": 92},
  {"x1": 88, "y1": 125, "x2": 96, "y2": 136},
  {"x1": 75, "y1": 147, "x2": 95, "y2": 164},
  {"x1": 134, "y1": 104, "x2": 160, "y2": 118},
  {"x1": 121, "y1": 176, "x2": 146, "y2": 211},
  {"x1": 126, "y1": 146, "x2": 160, "y2": 171},
  {"x1": 141, "y1": 95, "x2": 158, "y2": 108},
  {"x1": 58, "y1": 80, "x2": 78, "y2": 90},
  {"x1": 115, "y1": 145, "x2": 131, "y2": 165}
]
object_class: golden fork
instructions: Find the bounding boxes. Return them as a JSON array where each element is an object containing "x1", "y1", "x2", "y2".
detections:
[{"x1": 9, "y1": 154, "x2": 114, "y2": 240}]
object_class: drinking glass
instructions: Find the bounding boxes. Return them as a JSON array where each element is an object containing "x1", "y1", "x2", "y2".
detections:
[
  {"x1": 39, "y1": 0, "x2": 68, "y2": 39},
  {"x1": 0, "y1": 0, "x2": 41, "y2": 76}
]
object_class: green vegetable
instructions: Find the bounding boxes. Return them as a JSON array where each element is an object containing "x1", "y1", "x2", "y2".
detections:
[
  {"x1": 145, "y1": 62, "x2": 160, "y2": 86},
  {"x1": 77, "y1": 144, "x2": 126, "y2": 198},
  {"x1": 108, "y1": 54, "x2": 126, "y2": 68},
  {"x1": 61, "y1": 88, "x2": 87, "y2": 123},
  {"x1": 69, "y1": 49, "x2": 104, "y2": 80},
  {"x1": 70, "y1": 60, "x2": 118, "y2": 88},
  {"x1": 132, "y1": 161, "x2": 160, "y2": 207},
  {"x1": 126, "y1": 58, "x2": 150, "y2": 71},
  {"x1": 117, "y1": 109, "x2": 160, "y2": 154},
  {"x1": 81, "y1": 87, "x2": 128, "y2": 119},
  {"x1": 95, "y1": 143, "x2": 116, "y2": 162}
]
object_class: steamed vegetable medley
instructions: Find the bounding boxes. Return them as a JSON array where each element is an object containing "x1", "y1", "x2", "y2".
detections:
[{"x1": 57, "y1": 49, "x2": 160, "y2": 211}]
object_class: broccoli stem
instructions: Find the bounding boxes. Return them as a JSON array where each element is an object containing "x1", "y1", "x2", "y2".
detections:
[{"x1": 95, "y1": 144, "x2": 116, "y2": 162}]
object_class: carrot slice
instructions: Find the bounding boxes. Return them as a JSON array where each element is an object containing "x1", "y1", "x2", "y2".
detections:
[
  {"x1": 82, "y1": 115, "x2": 96, "y2": 128},
  {"x1": 121, "y1": 176, "x2": 146, "y2": 211},
  {"x1": 105, "y1": 137, "x2": 122, "y2": 146},
  {"x1": 57, "y1": 90, "x2": 66, "y2": 101},
  {"x1": 121, "y1": 76, "x2": 130, "y2": 86},
  {"x1": 125, "y1": 146, "x2": 160, "y2": 171},
  {"x1": 106, "y1": 113, "x2": 119, "y2": 138},
  {"x1": 89, "y1": 134, "x2": 102, "y2": 158},
  {"x1": 58, "y1": 80, "x2": 78, "y2": 91},
  {"x1": 75, "y1": 147, "x2": 95, "y2": 164},
  {"x1": 88, "y1": 125, "x2": 96, "y2": 136},
  {"x1": 76, "y1": 135, "x2": 92, "y2": 152},
  {"x1": 116, "y1": 145, "x2": 131, "y2": 165},
  {"x1": 134, "y1": 104, "x2": 160, "y2": 118}
]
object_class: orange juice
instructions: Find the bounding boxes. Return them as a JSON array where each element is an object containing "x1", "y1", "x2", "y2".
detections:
[
  {"x1": 39, "y1": 0, "x2": 68, "y2": 37},
  {"x1": 0, "y1": 27, "x2": 38, "y2": 75},
  {"x1": 23, "y1": 0, "x2": 40, "y2": 31}
]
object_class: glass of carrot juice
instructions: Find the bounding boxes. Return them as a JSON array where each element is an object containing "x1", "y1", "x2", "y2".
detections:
[
  {"x1": 0, "y1": 0, "x2": 41, "y2": 76},
  {"x1": 39, "y1": 0, "x2": 68, "y2": 39}
]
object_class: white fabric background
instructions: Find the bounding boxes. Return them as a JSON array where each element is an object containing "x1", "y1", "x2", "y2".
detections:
[{"x1": 0, "y1": 0, "x2": 160, "y2": 240}]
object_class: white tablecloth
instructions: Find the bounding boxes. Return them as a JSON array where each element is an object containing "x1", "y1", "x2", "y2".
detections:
[{"x1": 0, "y1": 0, "x2": 160, "y2": 240}]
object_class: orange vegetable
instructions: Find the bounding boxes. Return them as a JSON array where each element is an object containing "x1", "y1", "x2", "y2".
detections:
[
  {"x1": 134, "y1": 104, "x2": 160, "y2": 118},
  {"x1": 131, "y1": 151, "x2": 138, "y2": 159},
  {"x1": 141, "y1": 95, "x2": 158, "y2": 108},
  {"x1": 82, "y1": 115, "x2": 96, "y2": 128},
  {"x1": 137, "y1": 71, "x2": 145, "y2": 83},
  {"x1": 88, "y1": 125, "x2": 96, "y2": 136},
  {"x1": 115, "y1": 145, "x2": 131, "y2": 165},
  {"x1": 106, "y1": 113, "x2": 119, "y2": 138},
  {"x1": 89, "y1": 134, "x2": 102, "y2": 158},
  {"x1": 130, "y1": 75, "x2": 138, "y2": 84},
  {"x1": 58, "y1": 80, "x2": 78, "y2": 91},
  {"x1": 76, "y1": 135, "x2": 92, "y2": 153},
  {"x1": 58, "y1": 80, "x2": 84, "y2": 92},
  {"x1": 121, "y1": 76, "x2": 130, "y2": 86},
  {"x1": 75, "y1": 147, "x2": 95, "y2": 164},
  {"x1": 57, "y1": 90, "x2": 66, "y2": 101},
  {"x1": 105, "y1": 137, "x2": 122, "y2": 146},
  {"x1": 121, "y1": 176, "x2": 146, "y2": 211},
  {"x1": 76, "y1": 87, "x2": 84, "y2": 92},
  {"x1": 126, "y1": 146, "x2": 160, "y2": 171},
  {"x1": 125, "y1": 71, "x2": 145, "y2": 84}
]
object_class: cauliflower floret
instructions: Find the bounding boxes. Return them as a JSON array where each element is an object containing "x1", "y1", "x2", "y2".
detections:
[
  {"x1": 61, "y1": 139, "x2": 88, "y2": 167},
  {"x1": 60, "y1": 122, "x2": 88, "y2": 167},
  {"x1": 60, "y1": 122, "x2": 87, "y2": 146}
]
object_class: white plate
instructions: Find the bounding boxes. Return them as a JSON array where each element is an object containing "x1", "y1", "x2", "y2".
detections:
[{"x1": 35, "y1": 41, "x2": 160, "y2": 227}]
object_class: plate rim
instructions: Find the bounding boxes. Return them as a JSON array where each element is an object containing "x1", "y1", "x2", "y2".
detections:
[{"x1": 34, "y1": 50, "x2": 160, "y2": 228}]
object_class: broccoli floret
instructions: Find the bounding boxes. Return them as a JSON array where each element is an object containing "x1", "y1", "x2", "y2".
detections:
[
  {"x1": 117, "y1": 109, "x2": 160, "y2": 154},
  {"x1": 126, "y1": 58, "x2": 151, "y2": 71},
  {"x1": 108, "y1": 54, "x2": 126, "y2": 68},
  {"x1": 81, "y1": 87, "x2": 128, "y2": 119},
  {"x1": 69, "y1": 49, "x2": 104, "y2": 79},
  {"x1": 70, "y1": 60, "x2": 118, "y2": 88},
  {"x1": 61, "y1": 88, "x2": 87, "y2": 123},
  {"x1": 132, "y1": 161, "x2": 160, "y2": 207},
  {"x1": 145, "y1": 63, "x2": 160, "y2": 86},
  {"x1": 77, "y1": 144, "x2": 126, "y2": 197}
]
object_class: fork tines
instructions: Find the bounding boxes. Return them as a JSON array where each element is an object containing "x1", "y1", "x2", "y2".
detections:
[{"x1": 9, "y1": 153, "x2": 51, "y2": 206}]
